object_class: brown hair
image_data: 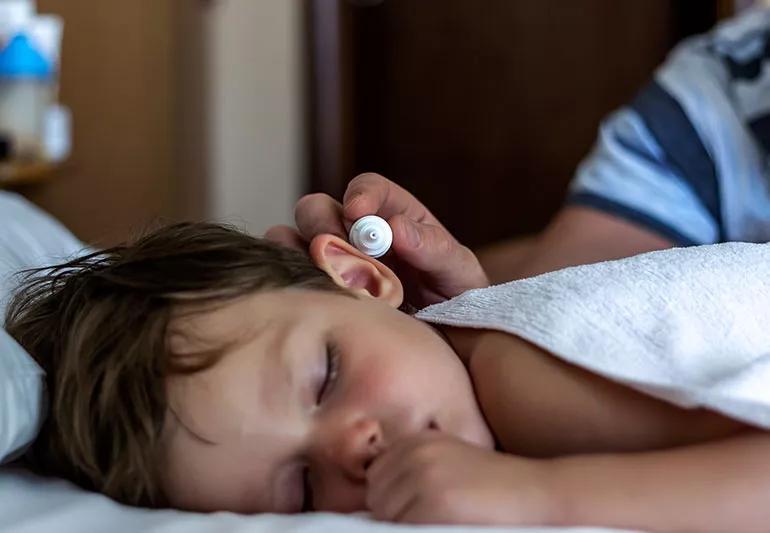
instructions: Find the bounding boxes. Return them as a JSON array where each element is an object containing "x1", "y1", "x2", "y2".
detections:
[{"x1": 4, "y1": 222, "x2": 348, "y2": 507}]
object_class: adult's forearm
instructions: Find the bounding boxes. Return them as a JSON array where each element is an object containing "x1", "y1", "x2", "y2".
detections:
[
  {"x1": 547, "y1": 431, "x2": 770, "y2": 532},
  {"x1": 475, "y1": 235, "x2": 538, "y2": 284},
  {"x1": 476, "y1": 206, "x2": 675, "y2": 283}
]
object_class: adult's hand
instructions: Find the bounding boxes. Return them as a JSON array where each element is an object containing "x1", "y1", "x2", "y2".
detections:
[{"x1": 264, "y1": 173, "x2": 489, "y2": 308}]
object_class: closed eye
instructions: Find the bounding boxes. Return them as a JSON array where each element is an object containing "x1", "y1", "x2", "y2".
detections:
[
  {"x1": 303, "y1": 341, "x2": 341, "y2": 512},
  {"x1": 316, "y1": 340, "x2": 340, "y2": 404}
]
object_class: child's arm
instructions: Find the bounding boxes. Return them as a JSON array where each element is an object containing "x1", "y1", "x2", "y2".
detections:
[
  {"x1": 549, "y1": 430, "x2": 770, "y2": 531},
  {"x1": 366, "y1": 429, "x2": 770, "y2": 529}
]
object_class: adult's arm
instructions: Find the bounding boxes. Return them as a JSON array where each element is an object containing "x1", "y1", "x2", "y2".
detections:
[
  {"x1": 481, "y1": 8, "x2": 770, "y2": 282},
  {"x1": 475, "y1": 205, "x2": 675, "y2": 283}
]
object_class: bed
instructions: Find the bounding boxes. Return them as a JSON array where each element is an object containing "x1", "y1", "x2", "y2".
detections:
[
  {"x1": 0, "y1": 192, "x2": 632, "y2": 533},
  {"x1": 0, "y1": 464, "x2": 628, "y2": 533}
]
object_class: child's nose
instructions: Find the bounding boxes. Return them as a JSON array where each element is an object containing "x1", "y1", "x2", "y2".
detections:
[{"x1": 323, "y1": 418, "x2": 384, "y2": 481}]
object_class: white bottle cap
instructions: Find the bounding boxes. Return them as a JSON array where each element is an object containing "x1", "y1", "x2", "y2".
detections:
[{"x1": 349, "y1": 215, "x2": 393, "y2": 258}]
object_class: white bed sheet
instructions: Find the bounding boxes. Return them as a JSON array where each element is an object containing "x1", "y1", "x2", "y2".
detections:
[{"x1": 0, "y1": 466, "x2": 631, "y2": 533}]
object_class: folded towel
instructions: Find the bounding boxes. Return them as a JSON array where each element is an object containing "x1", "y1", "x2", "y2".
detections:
[{"x1": 415, "y1": 243, "x2": 770, "y2": 429}]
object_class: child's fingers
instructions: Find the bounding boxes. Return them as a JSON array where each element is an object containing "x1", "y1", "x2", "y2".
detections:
[
  {"x1": 263, "y1": 225, "x2": 307, "y2": 251},
  {"x1": 343, "y1": 173, "x2": 441, "y2": 227},
  {"x1": 366, "y1": 459, "x2": 403, "y2": 516},
  {"x1": 294, "y1": 193, "x2": 347, "y2": 240},
  {"x1": 366, "y1": 431, "x2": 439, "y2": 518},
  {"x1": 366, "y1": 445, "x2": 417, "y2": 521},
  {"x1": 367, "y1": 469, "x2": 418, "y2": 522}
]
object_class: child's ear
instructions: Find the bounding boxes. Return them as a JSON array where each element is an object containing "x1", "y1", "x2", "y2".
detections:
[{"x1": 309, "y1": 234, "x2": 403, "y2": 307}]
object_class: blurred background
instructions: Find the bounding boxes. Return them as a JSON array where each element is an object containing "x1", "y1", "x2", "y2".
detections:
[{"x1": 0, "y1": 0, "x2": 764, "y2": 247}]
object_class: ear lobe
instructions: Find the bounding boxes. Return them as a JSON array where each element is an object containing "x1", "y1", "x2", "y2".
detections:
[{"x1": 309, "y1": 234, "x2": 403, "y2": 308}]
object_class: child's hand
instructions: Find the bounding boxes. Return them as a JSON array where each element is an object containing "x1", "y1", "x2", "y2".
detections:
[
  {"x1": 265, "y1": 173, "x2": 489, "y2": 308},
  {"x1": 365, "y1": 431, "x2": 555, "y2": 526}
]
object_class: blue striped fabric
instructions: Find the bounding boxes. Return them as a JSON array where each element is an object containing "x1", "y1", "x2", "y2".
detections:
[{"x1": 568, "y1": 8, "x2": 770, "y2": 245}]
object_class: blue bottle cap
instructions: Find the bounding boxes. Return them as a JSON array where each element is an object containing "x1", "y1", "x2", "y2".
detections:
[{"x1": 0, "y1": 33, "x2": 52, "y2": 80}]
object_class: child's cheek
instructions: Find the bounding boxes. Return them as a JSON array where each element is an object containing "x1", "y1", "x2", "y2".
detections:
[{"x1": 343, "y1": 353, "x2": 421, "y2": 414}]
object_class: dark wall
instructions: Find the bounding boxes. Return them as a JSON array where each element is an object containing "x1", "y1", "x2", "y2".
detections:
[{"x1": 308, "y1": 0, "x2": 719, "y2": 247}]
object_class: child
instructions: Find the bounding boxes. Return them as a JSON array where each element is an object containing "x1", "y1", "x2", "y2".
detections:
[{"x1": 6, "y1": 220, "x2": 770, "y2": 530}]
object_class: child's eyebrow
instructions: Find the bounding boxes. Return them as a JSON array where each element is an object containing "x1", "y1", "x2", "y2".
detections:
[{"x1": 169, "y1": 407, "x2": 219, "y2": 446}]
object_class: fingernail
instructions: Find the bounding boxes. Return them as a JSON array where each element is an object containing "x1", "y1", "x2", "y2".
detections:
[
  {"x1": 346, "y1": 193, "x2": 363, "y2": 209},
  {"x1": 404, "y1": 219, "x2": 421, "y2": 247}
]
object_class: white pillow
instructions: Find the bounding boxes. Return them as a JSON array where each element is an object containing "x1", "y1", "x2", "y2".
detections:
[
  {"x1": 0, "y1": 328, "x2": 45, "y2": 463},
  {"x1": 0, "y1": 191, "x2": 88, "y2": 463}
]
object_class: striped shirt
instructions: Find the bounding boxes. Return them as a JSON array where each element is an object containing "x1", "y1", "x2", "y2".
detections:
[{"x1": 568, "y1": 8, "x2": 770, "y2": 245}]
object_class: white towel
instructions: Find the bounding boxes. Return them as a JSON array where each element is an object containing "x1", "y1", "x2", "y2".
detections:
[{"x1": 415, "y1": 242, "x2": 770, "y2": 429}]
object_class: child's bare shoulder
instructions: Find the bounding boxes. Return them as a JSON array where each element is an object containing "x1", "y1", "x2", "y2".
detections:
[{"x1": 448, "y1": 328, "x2": 747, "y2": 457}]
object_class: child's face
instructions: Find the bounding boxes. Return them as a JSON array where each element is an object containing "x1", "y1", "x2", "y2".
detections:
[{"x1": 161, "y1": 287, "x2": 493, "y2": 515}]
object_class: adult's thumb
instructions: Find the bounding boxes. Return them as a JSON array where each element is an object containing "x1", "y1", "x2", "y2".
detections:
[
  {"x1": 388, "y1": 214, "x2": 489, "y2": 301},
  {"x1": 389, "y1": 215, "x2": 460, "y2": 272}
]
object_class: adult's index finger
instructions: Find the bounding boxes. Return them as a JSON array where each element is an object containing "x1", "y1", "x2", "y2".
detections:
[
  {"x1": 342, "y1": 173, "x2": 441, "y2": 227},
  {"x1": 294, "y1": 192, "x2": 347, "y2": 240}
]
